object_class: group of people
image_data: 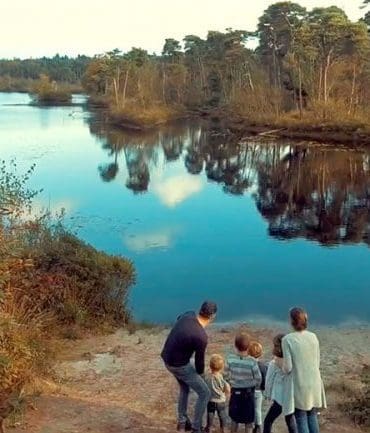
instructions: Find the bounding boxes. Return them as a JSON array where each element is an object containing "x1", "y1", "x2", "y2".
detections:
[{"x1": 161, "y1": 302, "x2": 326, "y2": 433}]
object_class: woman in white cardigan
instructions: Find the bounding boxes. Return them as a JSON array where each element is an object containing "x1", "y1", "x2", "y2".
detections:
[{"x1": 282, "y1": 308, "x2": 326, "y2": 433}]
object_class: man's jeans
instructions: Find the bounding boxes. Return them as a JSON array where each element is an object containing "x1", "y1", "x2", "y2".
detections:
[
  {"x1": 166, "y1": 363, "x2": 211, "y2": 432},
  {"x1": 295, "y1": 408, "x2": 320, "y2": 433}
]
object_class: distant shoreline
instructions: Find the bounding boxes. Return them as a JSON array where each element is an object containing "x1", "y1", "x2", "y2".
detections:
[
  {"x1": 2, "y1": 90, "x2": 370, "y2": 147},
  {"x1": 133, "y1": 317, "x2": 370, "y2": 333},
  {"x1": 230, "y1": 121, "x2": 370, "y2": 147}
]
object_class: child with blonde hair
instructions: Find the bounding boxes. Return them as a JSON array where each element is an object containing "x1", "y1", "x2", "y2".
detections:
[{"x1": 205, "y1": 354, "x2": 230, "y2": 433}]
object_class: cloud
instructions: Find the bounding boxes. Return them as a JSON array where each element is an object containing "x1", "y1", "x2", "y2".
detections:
[
  {"x1": 153, "y1": 175, "x2": 203, "y2": 208},
  {"x1": 123, "y1": 226, "x2": 180, "y2": 253}
]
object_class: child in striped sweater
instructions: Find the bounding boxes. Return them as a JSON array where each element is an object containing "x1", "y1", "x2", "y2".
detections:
[{"x1": 225, "y1": 332, "x2": 262, "y2": 433}]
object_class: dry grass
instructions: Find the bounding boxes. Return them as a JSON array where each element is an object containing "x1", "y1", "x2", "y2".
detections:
[
  {"x1": 276, "y1": 103, "x2": 370, "y2": 132},
  {"x1": 232, "y1": 95, "x2": 370, "y2": 133},
  {"x1": 109, "y1": 100, "x2": 186, "y2": 129},
  {"x1": 339, "y1": 365, "x2": 370, "y2": 428}
]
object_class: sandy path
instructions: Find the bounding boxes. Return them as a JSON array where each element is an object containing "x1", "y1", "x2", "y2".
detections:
[{"x1": 9, "y1": 324, "x2": 370, "y2": 433}]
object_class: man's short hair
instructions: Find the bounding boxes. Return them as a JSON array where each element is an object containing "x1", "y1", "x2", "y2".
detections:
[{"x1": 199, "y1": 301, "x2": 217, "y2": 319}]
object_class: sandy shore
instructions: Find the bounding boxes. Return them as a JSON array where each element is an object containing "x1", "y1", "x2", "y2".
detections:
[{"x1": 10, "y1": 322, "x2": 370, "y2": 433}]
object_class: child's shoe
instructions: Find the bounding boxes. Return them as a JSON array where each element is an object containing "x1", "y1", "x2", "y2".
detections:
[
  {"x1": 185, "y1": 420, "x2": 192, "y2": 431},
  {"x1": 177, "y1": 420, "x2": 192, "y2": 431}
]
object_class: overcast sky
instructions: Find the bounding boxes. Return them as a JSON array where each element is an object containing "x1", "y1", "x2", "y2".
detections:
[{"x1": 1, "y1": 0, "x2": 367, "y2": 59}]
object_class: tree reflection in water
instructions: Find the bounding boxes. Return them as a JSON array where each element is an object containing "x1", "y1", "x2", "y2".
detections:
[{"x1": 89, "y1": 117, "x2": 370, "y2": 246}]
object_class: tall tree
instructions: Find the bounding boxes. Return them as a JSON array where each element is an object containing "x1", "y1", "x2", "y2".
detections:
[
  {"x1": 162, "y1": 39, "x2": 182, "y2": 62},
  {"x1": 257, "y1": 2, "x2": 307, "y2": 87},
  {"x1": 306, "y1": 7, "x2": 350, "y2": 104}
]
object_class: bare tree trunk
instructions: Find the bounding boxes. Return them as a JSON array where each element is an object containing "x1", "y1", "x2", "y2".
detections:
[
  {"x1": 323, "y1": 50, "x2": 332, "y2": 104},
  {"x1": 198, "y1": 57, "x2": 206, "y2": 97},
  {"x1": 273, "y1": 50, "x2": 278, "y2": 88},
  {"x1": 323, "y1": 62, "x2": 328, "y2": 104},
  {"x1": 113, "y1": 78, "x2": 119, "y2": 107},
  {"x1": 162, "y1": 63, "x2": 167, "y2": 104},
  {"x1": 246, "y1": 66, "x2": 254, "y2": 92},
  {"x1": 298, "y1": 62, "x2": 303, "y2": 119},
  {"x1": 276, "y1": 58, "x2": 282, "y2": 89},
  {"x1": 137, "y1": 77, "x2": 144, "y2": 107},
  {"x1": 113, "y1": 67, "x2": 121, "y2": 107},
  {"x1": 323, "y1": 51, "x2": 332, "y2": 121},
  {"x1": 318, "y1": 66, "x2": 322, "y2": 102},
  {"x1": 348, "y1": 63, "x2": 356, "y2": 116},
  {"x1": 121, "y1": 68, "x2": 129, "y2": 108}
]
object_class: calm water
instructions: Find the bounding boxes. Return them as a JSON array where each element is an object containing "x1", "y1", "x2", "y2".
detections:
[{"x1": 1, "y1": 92, "x2": 369, "y2": 325}]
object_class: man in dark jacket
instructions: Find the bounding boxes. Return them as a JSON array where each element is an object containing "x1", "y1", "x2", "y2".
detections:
[{"x1": 161, "y1": 301, "x2": 217, "y2": 433}]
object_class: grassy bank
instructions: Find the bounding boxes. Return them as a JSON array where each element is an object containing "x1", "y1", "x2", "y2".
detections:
[
  {"x1": 108, "y1": 103, "x2": 187, "y2": 130},
  {"x1": 87, "y1": 93, "x2": 370, "y2": 144},
  {"x1": 86, "y1": 94, "x2": 187, "y2": 130},
  {"x1": 230, "y1": 118, "x2": 370, "y2": 146},
  {"x1": 194, "y1": 104, "x2": 370, "y2": 146},
  {"x1": 0, "y1": 162, "x2": 135, "y2": 428}
]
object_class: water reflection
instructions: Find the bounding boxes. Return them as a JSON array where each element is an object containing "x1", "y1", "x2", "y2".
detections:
[
  {"x1": 89, "y1": 117, "x2": 370, "y2": 247},
  {"x1": 154, "y1": 175, "x2": 204, "y2": 208},
  {"x1": 254, "y1": 146, "x2": 370, "y2": 246}
]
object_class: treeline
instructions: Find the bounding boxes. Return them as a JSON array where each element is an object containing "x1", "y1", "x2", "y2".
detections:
[
  {"x1": 0, "y1": 54, "x2": 91, "y2": 92},
  {"x1": 0, "y1": 54, "x2": 90, "y2": 82},
  {"x1": 83, "y1": 1, "x2": 370, "y2": 127}
]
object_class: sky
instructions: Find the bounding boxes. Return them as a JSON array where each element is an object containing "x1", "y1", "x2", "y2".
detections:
[{"x1": 1, "y1": 0, "x2": 368, "y2": 59}]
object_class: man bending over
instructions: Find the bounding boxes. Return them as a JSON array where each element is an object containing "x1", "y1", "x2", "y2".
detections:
[{"x1": 161, "y1": 301, "x2": 218, "y2": 433}]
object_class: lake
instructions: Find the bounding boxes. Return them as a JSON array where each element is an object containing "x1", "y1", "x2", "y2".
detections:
[{"x1": 1, "y1": 92, "x2": 369, "y2": 325}]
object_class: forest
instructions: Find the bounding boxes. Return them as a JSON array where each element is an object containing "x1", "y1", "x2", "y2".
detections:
[
  {"x1": 81, "y1": 2, "x2": 370, "y2": 129},
  {"x1": 0, "y1": 55, "x2": 90, "y2": 90},
  {"x1": 1, "y1": 2, "x2": 370, "y2": 128}
]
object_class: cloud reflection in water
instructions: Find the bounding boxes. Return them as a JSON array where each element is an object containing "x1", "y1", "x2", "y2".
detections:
[{"x1": 153, "y1": 175, "x2": 203, "y2": 208}]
